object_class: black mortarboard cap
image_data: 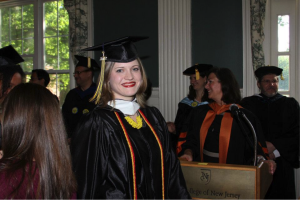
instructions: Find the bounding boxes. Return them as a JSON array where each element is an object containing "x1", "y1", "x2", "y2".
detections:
[
  {"x1": 85, "y1": 36, "x2": 148, "y2": 105},
  {"x1": 254, "y1": 66, "x2": 283, "y2": 79},
  {"x1": 0, "y1": 45, "x2": 24, "y2": 66},
  {"x1": 183, "y1": 64, "x2": 213, "y2": 76},
  {"x1": 75, "y1": 55, "x2": 100, "y2": 71},
  {"x1": 82, "y1": 36, "x2": 148, "y2": 63}
]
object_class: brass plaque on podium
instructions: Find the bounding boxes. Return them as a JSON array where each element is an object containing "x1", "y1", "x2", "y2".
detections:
[{"x1": 181, "y1": 161, "x2": 271, "y2": 199}]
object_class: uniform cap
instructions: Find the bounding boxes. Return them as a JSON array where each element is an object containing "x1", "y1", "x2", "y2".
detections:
[
  {"x1": 75, "y1": 55, "x2": 100, "y2": 71},
  {"x1": 254, "y1": 66, "x2": 283, "y2": 79},
  {"x1": 82, "y1": 36, "x2": 148, "y2": 63},
  {"x1": 183, "y1": 64, "x2": 213, "y2": 75}
]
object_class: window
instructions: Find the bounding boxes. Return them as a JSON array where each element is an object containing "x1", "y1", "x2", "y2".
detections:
[
  {"x1": 0, "y1": 0, "x2": 71, "y2": 107},
  {"x1": 264, "y1": 0, "x2": 298, "y2": 98},
  {"x1": 277, "y1": 15, "x2": 289, "y2": 91}
]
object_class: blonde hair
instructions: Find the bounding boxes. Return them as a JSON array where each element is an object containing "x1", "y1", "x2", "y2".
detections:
[{"x1": 98, "y1": 58, "x2": 148, "y2": 107}]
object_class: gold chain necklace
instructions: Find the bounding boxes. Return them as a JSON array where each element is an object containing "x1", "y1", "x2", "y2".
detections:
[{"x1": 124, "y1": 115, "x2": 143, "y2": 129}]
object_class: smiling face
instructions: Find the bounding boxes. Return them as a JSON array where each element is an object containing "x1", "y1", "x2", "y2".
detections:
[
  {"x1": 257, "y1": 74, "x2": 279, "y2": 97},
  {"x1": 205, "y1": 73, "x2": 223, "y2": 105},
  {"x1": 109, "y1": 59, "x2": 142, "y2": 101},
  {"x1": 190, "y1": 74, "x2": 207, "y2": 92},
  {"x1": 73, "y1": 66, "x2": 92, "y2": 87}
]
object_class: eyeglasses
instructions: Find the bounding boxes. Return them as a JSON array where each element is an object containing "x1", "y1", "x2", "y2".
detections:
[
  {"x1": 261, "y1": 80, "x2": 279, "y2": 84},
  {"x1": 73, "y1": 69, "x2": 91, "y2": 75}
]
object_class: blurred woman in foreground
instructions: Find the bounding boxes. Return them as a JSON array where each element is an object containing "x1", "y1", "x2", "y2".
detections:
[
  {"x1": 0, "y1": 83, "x2": 76, "y2": 199},
  {"x1": 180, "y1": 68, "x2": 276, "y2": 173}
]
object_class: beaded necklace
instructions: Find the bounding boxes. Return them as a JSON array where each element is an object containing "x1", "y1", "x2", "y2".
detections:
[{"x1": 124, "y1": 114, "x2": 143, "y2": 129}]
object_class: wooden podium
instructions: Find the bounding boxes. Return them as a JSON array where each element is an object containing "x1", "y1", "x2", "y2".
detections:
[{"x1": 180, "y1": 160, "x2": 273, "y2": 199}]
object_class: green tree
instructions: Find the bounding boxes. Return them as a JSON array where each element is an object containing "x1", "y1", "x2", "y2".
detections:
[{"x1": 0, "y1": 0, "x2": 70, "y2": 106}]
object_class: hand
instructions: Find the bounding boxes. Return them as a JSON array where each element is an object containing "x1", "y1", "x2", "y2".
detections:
[
  {"x1": 166, "y1": 122, "x2": 176, "y2": 133},
  {"x1": 179, "y1": 149, "x2": 193, "y2": 161},
  {"x1": 266, "y1": 141, "x2": 276, "y2": 154},
  {"x1": 269, "y1": 152, "x2": 275, "y2": 160},
  {"x1": 263, "y1": 160, "x2": 276, "y2": 175},
  {"x1": 0, "y1": 150, "x2": 3, "y2": 159}
]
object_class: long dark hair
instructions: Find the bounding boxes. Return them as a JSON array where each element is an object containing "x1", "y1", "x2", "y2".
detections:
[
  {"x1": 0, "y1": 83, "x2": 76, "y2": 198},
  {"x1": 207, "y1": 67, "x2": 241, "y2": 104}
]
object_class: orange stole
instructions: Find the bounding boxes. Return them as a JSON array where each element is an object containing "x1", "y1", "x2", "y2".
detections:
[
  {"x1": 176, "y1": 132, "x2": 187, "y2": 155},
  {"x1": 199, "y1": 102, "x2": 242, "y2": 163}
]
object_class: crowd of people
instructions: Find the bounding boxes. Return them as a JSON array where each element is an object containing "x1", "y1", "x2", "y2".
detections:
[{"x1": 0, "y1": 38, "x2": 298, "y2": 199}]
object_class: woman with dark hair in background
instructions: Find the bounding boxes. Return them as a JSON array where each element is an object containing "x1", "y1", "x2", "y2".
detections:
[
  {"x1": 179, "y1": 68, "x2": 276, "y2": 173},
  {"x1": 71, "y1": 36, "x2": 190, "y2": 199},
  {"x1": 0, "y1": 83, "x2": 76, "y2": 199},
  {"x1": 0, "y1": 46, "x2": 25, "y2": 155},
  {"x1": 171, "y1": 64, "x2": 213, "y2": 154}
]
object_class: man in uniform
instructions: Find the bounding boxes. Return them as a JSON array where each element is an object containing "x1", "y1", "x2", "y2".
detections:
[
  {"x1": 62, "y1": 55, "x2": 100, "y2": 140},
  {"x1": 241, "y1": 66, "x2": 299, "y2": 199}
]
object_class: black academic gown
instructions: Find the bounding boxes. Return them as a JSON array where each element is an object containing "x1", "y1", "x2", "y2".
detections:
[
  {"x1": 62, "y1": 83, "x2": 97, "y2": 138},
  {"x1": 174, "y1": 97, "x2": 209, "y2": 153},
  {"x1": 181, "y1": 104, "x2": 268, "y2": 165},
  {"x1": 241, "y1": 93, "x2": 299, "y2": 199},
  {"x1": 175, "y1": 98, "x2": 208, "y2": 137},
  {"x1": 71, "y1": 105, "x2": 191, "y2": 199}
]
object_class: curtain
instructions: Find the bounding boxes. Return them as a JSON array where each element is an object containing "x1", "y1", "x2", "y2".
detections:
[
  {"x1": 64, "y1": 0, "x2": 88, "y2": 65},
  {"x1": 250, "y1": 0, "x2": 267, "y2": 71}
]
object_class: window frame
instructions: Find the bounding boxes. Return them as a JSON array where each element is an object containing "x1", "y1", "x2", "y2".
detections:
[
  {"x1": 0, "y1": 0, "x2": 74, "y2": 92},
  {"x1": 265, "y1": 0, "x2": 297, "y2": 97}
]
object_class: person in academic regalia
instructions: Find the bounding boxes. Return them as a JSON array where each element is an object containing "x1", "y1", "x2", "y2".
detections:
[
  {"x1": 179, "y1": 68, "x2": 276, "y2": 172},
  {"x1": 172, "y1": 64, "x2": 213, "y2": 154},
  {"x1": 0, "y1": 45, "x2": 25, "y2": 105},
  {"x1": 71, "y1": 36, "x2": 191, "y2": 199},
  {"x1": 0, "y1": 45, "x2": 25, "y2": 154},
  {"x1": 62, "y1": 55, "x2": 100, "y2": 139},
  {"x1": 241, "y1": 66, "x2": 299, "y2": 199}
]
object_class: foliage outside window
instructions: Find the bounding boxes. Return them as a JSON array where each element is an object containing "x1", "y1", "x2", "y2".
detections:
[
  {"x1": 0, "y1": 0, "x2": 70, "y2": 107},
  {"x1": 277, "y1": 15, "x2": 290, "y2": 91}
]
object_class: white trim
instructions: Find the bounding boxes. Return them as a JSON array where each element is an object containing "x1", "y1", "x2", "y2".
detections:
[
  {"x1": 146, "y1": 87, "x2": 159, "y2": 109},
  {"x1": 0, "y1": 0, "x2": 34, "y2": 7},
  {"x1": 158, "y1": 0, "x2": 191, "y2": 122}
]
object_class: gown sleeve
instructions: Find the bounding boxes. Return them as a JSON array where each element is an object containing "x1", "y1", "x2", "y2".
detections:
[
  {"x1": 271, "y1": 98, "x2": 299, "y2": 168},
  {"x1": 71, "y1": 108, "x2": 112, "y2": 199},
  {"x1": 149, "y1": 107, "x2": 191, "y2": 199},
  {"x1": 180, "y1": 106, "x2": 206, "y2": 161},
  {"x1": 241, "y1": 108, "x2": 269, "y2": 161}
]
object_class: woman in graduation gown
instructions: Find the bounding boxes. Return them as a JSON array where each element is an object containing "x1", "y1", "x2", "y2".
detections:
[
  {"x1": 179, "y1": 68, "x2": 276, "y2": 171},
  {"x1": 71, "y1": 36, "x2": 191, "y2": 199},
  {"x1": 173, "y1": 64, "x2": 213, "y2": 154}
]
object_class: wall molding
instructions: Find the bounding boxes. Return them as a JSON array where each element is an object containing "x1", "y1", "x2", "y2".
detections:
[{"x1": 158, "y1": 0, "x2": 192, "y2": 122}]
